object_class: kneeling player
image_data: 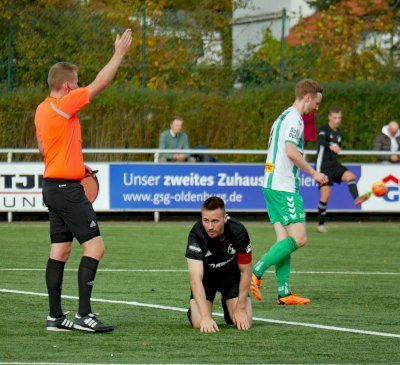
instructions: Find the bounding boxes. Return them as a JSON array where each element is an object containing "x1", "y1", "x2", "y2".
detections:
[{"x1": 185, "y1": 197, "x2": 253, "y2": 332}]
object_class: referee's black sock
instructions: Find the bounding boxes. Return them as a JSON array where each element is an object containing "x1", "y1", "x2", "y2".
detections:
[
  {"x1": 347, "y1": 180, "x2": 359, "y2": 200},
  {"x1": 46, "y1": 258, "x2": 65, "y2": 318},
  {"x1": 318, "y1": 201, "x2": 327, "y2": 226},
  {"x1": 78, "y1": 256, "x2": 99, "y2": 316}
]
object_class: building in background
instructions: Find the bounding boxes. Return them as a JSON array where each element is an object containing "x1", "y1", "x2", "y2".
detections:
[{"x1": 232, "y1": 0, "x2": 314, "y2": 65}]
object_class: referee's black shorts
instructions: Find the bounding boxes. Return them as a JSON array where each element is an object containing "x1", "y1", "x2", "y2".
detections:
[
  {"x1": 319, "y1": 161, "x2": 348, "y2": 186},
  {"x1": 42, "y1": 178, "x2": 101, "y2": 244}
]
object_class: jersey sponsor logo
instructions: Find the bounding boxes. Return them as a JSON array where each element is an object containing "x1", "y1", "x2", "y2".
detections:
[
  {"x1": 208, "y1": 255, "x2": 234, "y2": 269},
  {"x1": 289, "y1": 127, "x2": 300, "y2": 139},
  {"x1": 265, "y1": 163, "x2": 274, "y2": 173},
  {"x1": 188, "y1": 244, "x2": 202, "y2": 253},
  {"x1": 227, "y1": 244, "x2": 236, "y2": 255}
]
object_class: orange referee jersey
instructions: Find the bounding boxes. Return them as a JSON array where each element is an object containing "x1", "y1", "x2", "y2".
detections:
[{"x1": 34, "y1": 88, "x2": 90, "y2": 180}]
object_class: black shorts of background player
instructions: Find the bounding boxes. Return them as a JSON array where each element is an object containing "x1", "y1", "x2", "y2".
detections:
[
  {"x1": 185, "y1": 196, "x2": 253, "y2": 332},
  {"x1": 315, "y1": 107, "x2": 370, "y2": 233}
]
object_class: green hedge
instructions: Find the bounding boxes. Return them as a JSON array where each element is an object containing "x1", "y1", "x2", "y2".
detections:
[{"x1": 0, "y1": 81, "x2": 399, "y2": 162}]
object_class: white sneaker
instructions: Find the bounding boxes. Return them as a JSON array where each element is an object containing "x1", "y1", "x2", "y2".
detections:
[{"x1": 317, "y1": 225, "x2": 327, "y2": 233}]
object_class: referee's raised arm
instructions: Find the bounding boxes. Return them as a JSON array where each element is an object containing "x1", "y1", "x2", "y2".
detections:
[{"x1": 87, "y1": 28, "x2": 132, "y2": 100}]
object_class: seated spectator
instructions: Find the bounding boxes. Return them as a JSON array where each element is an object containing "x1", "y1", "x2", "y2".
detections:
[
  {"x1": 372, "y1": 120, "x2": 400, "y2": 163},
  {"x1": 158, "y1": 118, "x2": 196, "y2": 162}
]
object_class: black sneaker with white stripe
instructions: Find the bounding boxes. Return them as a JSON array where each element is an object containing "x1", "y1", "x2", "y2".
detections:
[
  {"x1": 73, "y1": 313, "x2": 114, "y2": 333},
  {"x1": 46, "y1": 314, "x2": 74, "y2": 331}
]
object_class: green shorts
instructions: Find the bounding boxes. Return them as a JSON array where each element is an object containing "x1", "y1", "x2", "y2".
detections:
[{"x1": 263, "y1": 187, "x2": 305, "y2": 225}]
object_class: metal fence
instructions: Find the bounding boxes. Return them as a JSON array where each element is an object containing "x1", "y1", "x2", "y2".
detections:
[{"x1": 1, "y1": 147, "x2": 398, "y2": 162}]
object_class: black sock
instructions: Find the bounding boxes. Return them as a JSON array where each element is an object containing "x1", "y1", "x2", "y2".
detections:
[
  {"x1": 318, "y1": 201, "x2": 327, "y2": 225},
  {"x1": 78, "y1": 256, "x2": 99, "y2": 316},
  {"x1": 347, "y1": 180, "x2": 359, "y2": 200},
  {"x1": 46, "y1": 258, "x2": 65, "y2": 318}
]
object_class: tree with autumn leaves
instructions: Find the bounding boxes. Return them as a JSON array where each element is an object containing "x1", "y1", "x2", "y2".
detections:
[
  {"x1": 0, "y1": 0, "x2": 234, "y2": 90},
  {"x1": 236, "y1": 0, "x2": 400, "y2": 85}
]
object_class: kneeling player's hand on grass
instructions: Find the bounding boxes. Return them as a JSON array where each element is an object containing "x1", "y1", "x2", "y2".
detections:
[
  {"x1": 200, "y1": 317, "x2": 219, "y2": 333},
  {"x1": 233, "y1": 308, "x2": 250, "y2": 331}
]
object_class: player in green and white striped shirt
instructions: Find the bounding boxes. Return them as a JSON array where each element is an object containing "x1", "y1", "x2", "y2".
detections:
[{"x1": 251, "y1": 79, "x2": 327, "y2": 305}]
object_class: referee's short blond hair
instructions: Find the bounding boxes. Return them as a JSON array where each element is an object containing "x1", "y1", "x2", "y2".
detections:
[{"x1": 47, "y1": 62, "x2": 78, "y2": 91}]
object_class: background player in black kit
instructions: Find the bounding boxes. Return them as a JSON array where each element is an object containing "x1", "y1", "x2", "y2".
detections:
[
  {"x1": 315, "y1": 107, "x2": 370, "y2": 233},
  {"x1": 185, "y1": 197, "x2": 253, "y2": 332}
]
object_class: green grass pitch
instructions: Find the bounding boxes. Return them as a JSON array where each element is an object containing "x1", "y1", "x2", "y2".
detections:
[{"x1": 0, "y1": 221, "x2": 399, "y2": 364}]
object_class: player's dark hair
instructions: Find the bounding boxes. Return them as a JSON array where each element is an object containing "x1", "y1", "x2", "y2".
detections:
[
  {"x1": 202, "y1": 196, "x2": 225, "y2": 212},
  {"x1": 329, "y1": 107, "x2": 342, "y2": 114},
  {"x1": 47, "y1": 62, "x2": 78, "y2": 91},
  {"x1": 295, "y1": 79, "x2": 323, "y2": 99}
]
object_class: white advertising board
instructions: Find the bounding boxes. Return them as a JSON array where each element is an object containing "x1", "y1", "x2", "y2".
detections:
[
  {"x1": 0, "y1": 162, "x2": 110, "y2": 212},
  {"x1": 358, "y1": 164, "x2": 400, "y2": 212}
]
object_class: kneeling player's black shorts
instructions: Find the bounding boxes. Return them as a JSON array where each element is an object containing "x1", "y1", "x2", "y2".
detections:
[
  {"x1": 42, "y1": 178, "x2": 100, "y2": 244},
  {"x1": 319, "y1": 162, "x2": 348, "y2": 186},
  {"x1": 190, "y1": 271, "x2": 241, "y2": 303}
]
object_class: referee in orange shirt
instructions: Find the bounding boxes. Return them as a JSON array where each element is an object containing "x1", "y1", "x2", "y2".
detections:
[{"x1": 35, "y1": 29, "x2": 132, "y2": 333}]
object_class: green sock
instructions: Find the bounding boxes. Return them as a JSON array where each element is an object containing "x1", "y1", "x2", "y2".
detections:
[
  {"x1": 253, "y1": 237, "x2": 298, "y2": 278},
  {"x1": 276, "y1": 254, "x2": 291, "y2": 297}
]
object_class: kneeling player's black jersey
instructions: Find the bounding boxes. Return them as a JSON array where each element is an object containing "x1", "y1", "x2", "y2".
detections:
[{"x1": 185, "y1": 217, "x2": 252, "y2": 282}]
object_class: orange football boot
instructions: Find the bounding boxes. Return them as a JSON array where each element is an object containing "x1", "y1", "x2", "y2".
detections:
[
  {"x1": 250, "y1": 273, "x2": 263, "y2": 301},
  {"x1": 277, "y1": 293, "x2": 310, "y2": 305}
]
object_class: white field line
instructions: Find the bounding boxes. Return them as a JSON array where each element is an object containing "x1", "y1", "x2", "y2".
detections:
[
  {"x1": 1, "y1": 288, "x2": 400, "y2": 339},
  {"x1": 0, "y1": 363, "x2": 376, "y2": 365},
  {"x1": 0, "y1": 363, "x2": 374, "y2": 365},
  {"x1": 0, "y1": 268, "x2": 399, "y2": 275}
]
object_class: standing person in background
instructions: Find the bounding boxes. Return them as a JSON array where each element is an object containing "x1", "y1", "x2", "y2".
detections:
[
  {"x1": 303, "y1": 91, "x2": 322, "y2": 160},
  {"x1": 303, "y1": 111, "x2": 318, "y2": 148},
  {"x1": 315, "y1": 107, "x2": 371, "y2": 233},
  {"x1": 250, "y1": 79, "x2": 327, "y2": 305},
  {"x1": 158, "y1": 118, "x2": 196, "y2": 162},
  {"x1": 35, "y1": 29, "x2": 132, "y2": 332},
  {"x1": 372, "y1": 120, "x2": 400, "y2": 163}
]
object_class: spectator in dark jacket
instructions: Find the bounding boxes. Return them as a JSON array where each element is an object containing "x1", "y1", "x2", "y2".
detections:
[{"x1": 372, "y1": 121, "x2": 400, "y2": 163}]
